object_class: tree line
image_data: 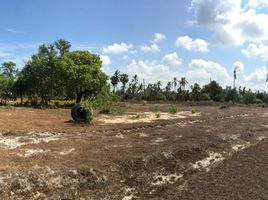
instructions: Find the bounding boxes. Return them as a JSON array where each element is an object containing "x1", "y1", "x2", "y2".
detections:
[
  {"x1": 0, "y1": 39, "x2": 267, "y2": 106},
  {"x1": 110, "y1": 70, "x2": 268, "y2": 104}
]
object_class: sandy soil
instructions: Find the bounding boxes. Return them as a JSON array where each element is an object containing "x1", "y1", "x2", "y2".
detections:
[{"x1": 0, "y1": 103, "x2": 266, "y2": 199}]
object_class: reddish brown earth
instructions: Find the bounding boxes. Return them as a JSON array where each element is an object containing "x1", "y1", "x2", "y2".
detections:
[{"x1": 0, "y1": 103, "x2": 266, "y2": 199}]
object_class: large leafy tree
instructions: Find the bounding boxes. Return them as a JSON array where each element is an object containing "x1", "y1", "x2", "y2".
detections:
[
  {"x1": 58, "y1": 51, "x2": 108, "y2": 103},
  {"x1": 202, "y1": 80, "x2": 223, "y2": 102},
  {"x1": 191, "y1": 83, "x2": 201, "y2": 101},
  {"x1": 21, "y1": 44, "x2": 59, "y2": 104}
]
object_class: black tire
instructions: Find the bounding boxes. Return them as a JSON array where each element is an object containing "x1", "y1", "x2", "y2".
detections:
[{"x1": 71, "y1": 104, "x2": 86, "y2": 122}]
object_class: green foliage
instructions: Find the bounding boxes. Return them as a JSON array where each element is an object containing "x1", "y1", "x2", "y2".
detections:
[
  {"x1": 131, "y1": 114, "x2": 141, "y2": 119},
  {"x1": 90, "y1": 88, "x2": 117, "y2": 114},
  {"x1": 202, "y1": 81, "x2": 223, "y2": 102},
  {"x1": 191, "y1": 109, "x2": 196, "y2": 114},
  {"x1": 58, "y1": 51, "x2": 108, "y2": 103},
  {"x1": 191, "y1": 83, "x2": 201, "y2": 101},
  {"x1": 154, "y1": 106, "x2": 159, "y2": 112},
  {"x1": 155, "y1": 112, "x2": 161, "y2": 118},
  {"x1": 224, "y1": 87, "x2": 238, "y2": 103},
  {"x1": 220, "y1": 105, "x2": 229, "y2": 109},
  {"x1": 243, "y1": 91, "x2": 256, "y2": 104},
  {"x1": 168, "y1": 104, "x2": 177, "y2": 114},
  {"x1": 142, "y1": 100, "x2": 147, "y2": 106},
  {"x1": 81, "y1": 101, "x2": 94, "y2": 123}
]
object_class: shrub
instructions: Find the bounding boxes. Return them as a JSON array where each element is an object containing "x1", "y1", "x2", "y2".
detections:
[
  {"x1": 155, "y1": 112, "x2": 161, "y2": 118},
  {"x1": 82, "y1": 101, "x2": 94, "y2": 123},
  {"x1": 191, "y1": 109, "x2": 196, "y2": 114},
  {"x1": 142, "y1": 100, "x2": 147, "y2": 106},
  {"x1": 220, "y1": 105, "x2": 229, "y2": 109},
  {"x1": 154, "y1": 106, "x2": 159, "y2": 112},
  {"x1": 132, "y1": 114, "x2": 141, "y2": 119},
  {"x1": 169, "y1": 104, "x2": 177, "y2": 114}
]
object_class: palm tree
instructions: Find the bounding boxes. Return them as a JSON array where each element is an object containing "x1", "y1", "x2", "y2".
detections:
[
  {"x1": 173, "y1": 77, "x2": 177, "y2": 91},
  {"x1": 120, "y1": 73, "x2": 129, "y2": 95},
  {"x1": 179, "y1": 77, "x2": 188, "y2": 91},
  {"x1": 156, "y1": 81, "x2": 162, "y2": 91},
  {"x1": 165, "y1": 81, "x2": 172, "y2": 92},
  {"x1": 233, "y1": 69, "x2": 237, "y2": 89},
  {"x1": 110, "y1": 76, "x2": 117, "y2": 93},
  {"x1": 114, "y1": 70, "x2": 121, "y2": 91}
]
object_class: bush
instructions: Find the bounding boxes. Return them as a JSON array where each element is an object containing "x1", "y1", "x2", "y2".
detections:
[
  {"x1": 169, "y1": 104, "x2": 177, "y2": 114},
  {"x1": 191, "y1": 109, "x2": 196, "y2": 114},
  {"x1": 142, "y1": 100, "x2": 147, "y2": 106},
  {"x1": 255, "y1": 99, "x2": 263, "y2": 104},
  {"x1": 155, "y1": 112, "x2": 161, "y2": 118},
  {"x1": 90, "y1": 92, "x2": 116, "y2": 114},
  {"x1": 82, "y1": 101, "x2": 94, "y2": 123},
  {"x1": 243, "y1": 92, "x2": 256, "y2": 104},
  {"x1": 220, "y1": 105, "x2": 229, "y2": 109}
]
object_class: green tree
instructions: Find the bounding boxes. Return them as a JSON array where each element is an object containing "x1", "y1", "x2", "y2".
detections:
[
  {"x1": 58, "y1": 51, "x2": 108, "y2": 103},
  {"x1": 225, "y1": 87, "x2": 238, "y2": 103},
  {"x1": 1, "y1": 61, "x2": 17, "y2": 77},
  {"x1": 191, "y1": 83, "x2": 201, "y2": 101},
  {"x1": 55, "y1": 39, "x2": 71, "y2": 56},
  {"x1": 179, "y1": 77, "x2": 188, "y2": 91},
  {"x1": 120, "y1": 73, "x2": 129, "y2": 95},
  {"x1": 202, "y1": 81, "x2": 223, "y2": 102},
  {"x1": 21, "y1": 44, "x2": 58, "y2": 104}
]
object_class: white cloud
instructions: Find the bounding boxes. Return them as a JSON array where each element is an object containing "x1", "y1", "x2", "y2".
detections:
[
  {"x1": 191, "y1": 0, "x2": 268, "y2": 45},
  {"x1": 233, "y1": 61, "x2": 244, "y2": 72},
  {"x1": 126, "y1": 60, "x2": 181, "y2": 84},
  {"x1": 103, "y1": 43, "x2": 133, "y2": 54},
  {"x1": 122, "y1": 55, "x2": 130, "y2": 60},
  {"x1": 162, "y1": 52, "x2": 182, "y2": 67},
  {"x1": 100, "y1": 55, "x2": 111, "y2": 66},
  {"x1": 243, "y1": 66, "x2": 268, "y2": 82},
  {"x1": 242, "y1": 43, "x2": 268, "y2": 60},
  {"x1": 247, "y1": 0, "x2": 268, "y2": 8},
  {"x1": 153, "y1": 33, "x2": 166, "y2": 43},
  {"x1": 175, "y1": 35, "x2": 209, "y2": 52},
  {"x1": 140, "y1": 43, "x2": 159, "y2": 53},
  {"x1": 187, "y1": 59, "x2": 230, "y2": 85}
]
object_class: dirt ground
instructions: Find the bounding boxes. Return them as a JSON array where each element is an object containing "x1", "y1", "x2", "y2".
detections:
[{"x1": 0, "y1": 103, "x2": 267, "y2": 199}]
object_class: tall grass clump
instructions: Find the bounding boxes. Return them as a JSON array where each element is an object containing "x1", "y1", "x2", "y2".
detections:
[{"x1": 168, "y1": 104, "x2": 177, "y2": 114}]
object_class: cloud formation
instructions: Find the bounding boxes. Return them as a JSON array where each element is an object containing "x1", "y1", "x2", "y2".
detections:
[
  {"x1": 175, "y1": 35, "x2": 208, "y2": 52},
  {"x1": 103, "y1": 43, "x2": 133, "y2": 54},
  {"x1": 191, "y1": 0, "x2": 268, "y2": 45},
  {"x1": 162, "y1": 52, "x2": 182, "y2": 67}
]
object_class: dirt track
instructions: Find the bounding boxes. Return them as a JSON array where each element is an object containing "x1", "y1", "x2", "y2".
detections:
[{"x1": 0, "y1": 104, "x2": 266, "y2": 199}]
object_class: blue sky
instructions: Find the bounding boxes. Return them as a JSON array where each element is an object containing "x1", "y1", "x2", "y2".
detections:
[{"x1": 1, "y1": 0, "x2": 268, "y2": 90}]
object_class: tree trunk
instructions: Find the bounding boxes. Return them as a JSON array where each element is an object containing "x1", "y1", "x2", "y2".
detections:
[
  {"x1": 20, "y1": 94, "x2": 23, "y2": 105},
  {"x1": 76, "y1": 92, "x2": 83, "y2": 103}
]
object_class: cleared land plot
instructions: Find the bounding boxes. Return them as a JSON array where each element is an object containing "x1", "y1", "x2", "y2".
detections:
[{"x1": 0, "y1": 103, "x2": 266, "y2": 199}]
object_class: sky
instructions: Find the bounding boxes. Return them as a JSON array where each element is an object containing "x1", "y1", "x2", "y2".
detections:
[{"x1": 1, "y1": 0, "x2": 268, "y2": 90}]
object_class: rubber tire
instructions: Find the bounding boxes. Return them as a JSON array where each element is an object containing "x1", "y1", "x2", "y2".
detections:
[{"x1": 71, "y1": 104, "x2": 86, "y2": 122}]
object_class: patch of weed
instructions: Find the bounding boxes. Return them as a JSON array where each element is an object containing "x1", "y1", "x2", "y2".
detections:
[{"x1": 168, "y1": 104, "x2": 177, "y2": 114}]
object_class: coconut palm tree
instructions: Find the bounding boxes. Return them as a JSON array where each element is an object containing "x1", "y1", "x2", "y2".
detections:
[
  {"x1": 113, "y1": 70, "x2": 121, "y2": 91},
  {"x1": 173, "y1": 77, "x2": 177, "y2": 91},
  {"x1": 233, "y1": 69, "x2": 237, "y2": 89},
  {"x1": 110, "y1": 75, "x2": 117, "y2": 93},
  {"x1": 120, "y1": 73, "x2": 129, "y2": 95},
  {"x1": 179, "y1": 77, "x2": 188, "y2": 91},
  {"x1": 165, "y1": 81, "x2": 172, "y2": 92}
]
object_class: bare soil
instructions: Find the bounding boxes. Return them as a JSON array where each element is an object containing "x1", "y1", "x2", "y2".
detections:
[{"x1": 0, "y1": 103, "x2": 266, "y2": 199}]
